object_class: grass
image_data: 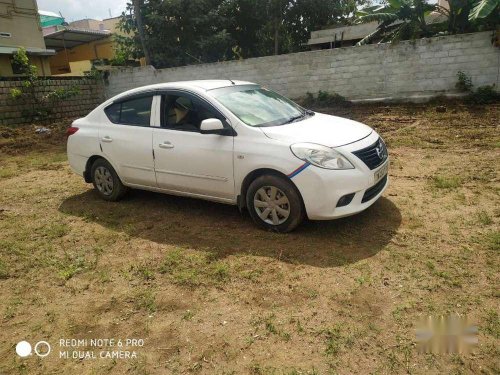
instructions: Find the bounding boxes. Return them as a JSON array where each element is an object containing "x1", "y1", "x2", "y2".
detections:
[
  {"x1": 432, "y1": 175, "x2": 463, "y2": 189},
  {"x1": 252, "y1": 314, "x2": 292, "y2": 341},
  {"x1": 240, "y1": 268, "x2": 264, "y2": 282},
  {"x1": 211, "y1": 261, "x2": 230, "y2": 281},
  {"x1": 181, "y1": 309, "x2": 195, "y2": 321},
  {"x1": 485, "y1": 231, "x2": 500, "y2": 251},
  {"x1": 484, "y1": 310, "x2": 499, "y2": 339},
  {"x1": 323, "y1": 325, "x2": 343, "y2": 356},
  {"x1": 0, "y1": 168, "x2": 16, "y2": 179},
  {"x1": 158, "y1": 247, "x2": 231, "y2": 285},
  {"x1": 477, "y1": 211, "x2": 493, "y2": 225},
  {"x1": 250, "y1": 365, "x2": 319, "y2": 375},
  {"x1": 0, "y1": 104, "x2": 499, "y2": 374},
  {"x1": 134, "y1": 264, "x2": 156, "y2": 281},
  {"x1": 0, "y1": 260, "x2": 8, "y2": 279},
  {"x1": 133, "y1": 289, "x2": 156, "y2": 314},
  {"x1": 0, "y1": 150, "x2": 67, "y2": 180},
  {"x1": 3, "y1": 298, "x2": 22, "y2": 320},
  {"x1": 58, "y1": 256, "x2": 87, "y2": 280},
  {"x1": 38, "y1": 222, "x2": 69, "y2": 239},
  {"x1": 98, "y1": 270, "x2": 111, "y2": 283}
]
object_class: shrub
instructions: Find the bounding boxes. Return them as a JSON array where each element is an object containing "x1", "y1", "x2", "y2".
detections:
[
  {"x1": 456, "y1": 71, "x2": 473, "y2": 92},
  {"x1": 467, "y1": 85, "x2": 500, "y2": 105},
  {"x1": 304, "y1": 92, "x2": 315, "y2": 105},
  {"x1": 84, "y1": 67, "x2": 104, "y2": 80},
  {"x1": 110, "y1": 49, "x2": 128, "y2": 66},
  {"x1": 317, "y1": 90, "x2": 350, "y2": 106},
  {"x1": 9, "y1": 48, "x2": 80, "y2": 123},
  {"x1": 301, "y1": 90, "x2": 350, "y2": 107}
]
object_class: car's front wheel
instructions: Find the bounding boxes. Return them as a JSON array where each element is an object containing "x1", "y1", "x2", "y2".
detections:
[
  {"x1": 91, "y1": 158, "x2": 128, "y2": 201},
  {"x1": 246, "y1": 175, "x2": 305, "y2": 232}
]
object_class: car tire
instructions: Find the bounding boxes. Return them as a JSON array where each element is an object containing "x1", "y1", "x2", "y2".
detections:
[
  {"x1": 91, "y1": 158, "x2": 128, "y2": 201},
  {"x1": 246, "y1": 174, "x2": 305, "y2": 233}
]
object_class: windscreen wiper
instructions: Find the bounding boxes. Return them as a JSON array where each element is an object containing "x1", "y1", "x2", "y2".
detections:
[{"x1": 283, "y1": 113, "x2": 306, "y2": 124}]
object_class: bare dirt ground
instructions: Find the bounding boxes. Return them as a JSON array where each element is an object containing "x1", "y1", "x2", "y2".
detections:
[{"x1": 0, "y1": 102, "x2": 498, "y2": 374}]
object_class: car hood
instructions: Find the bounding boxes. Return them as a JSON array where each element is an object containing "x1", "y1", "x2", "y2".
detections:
[{"x1": 260, "y1": 112, "x2": 372, "y2": 147}]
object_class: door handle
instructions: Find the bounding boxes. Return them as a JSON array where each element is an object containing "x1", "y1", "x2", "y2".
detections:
[
  {"x1": 101, "y1": 136, "x2": 113, "y2": 143},
  {"x1": 159, "y1": 141, "x2": 174, "y2": 149}
]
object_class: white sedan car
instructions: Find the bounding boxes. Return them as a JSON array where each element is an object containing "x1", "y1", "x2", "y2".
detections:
[{"x1": 67, "y1": 80, "x2": 388, "y2": 232}]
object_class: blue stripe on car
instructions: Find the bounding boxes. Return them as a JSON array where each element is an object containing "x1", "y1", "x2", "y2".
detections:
[{"x1": 288, "y1": 162, "x2": 310, "y2": 178}]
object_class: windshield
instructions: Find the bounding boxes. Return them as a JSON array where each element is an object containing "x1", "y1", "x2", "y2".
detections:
[{"x1": 210, "y1": 85, "x2": 307, "y2": 127}]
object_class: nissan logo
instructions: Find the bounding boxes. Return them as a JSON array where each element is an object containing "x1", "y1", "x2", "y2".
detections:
[{"x1": 375, "y1": 141, "x2": 386, "y2": 160}]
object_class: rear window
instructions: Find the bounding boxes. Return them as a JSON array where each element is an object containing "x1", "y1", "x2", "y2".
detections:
[{"x1": 105, "y1": 96, "x2": 153, "y2": 126}]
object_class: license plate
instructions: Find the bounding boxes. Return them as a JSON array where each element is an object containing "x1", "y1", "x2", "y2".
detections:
[{"x1": 374, "y1": 162, "x2": 389, "y2": 184}]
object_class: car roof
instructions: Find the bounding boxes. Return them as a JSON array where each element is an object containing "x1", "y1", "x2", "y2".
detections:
[
  {"x1": 91, "y1": 79, "x2": 259, "y2": 116},
  {"x1": 120, "y1": 80, "x2": 257, "y2": 96}
]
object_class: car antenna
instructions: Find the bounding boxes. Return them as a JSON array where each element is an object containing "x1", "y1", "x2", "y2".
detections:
[{"x1": 228, "y1": 78, "x2": 235, "y2": 85}]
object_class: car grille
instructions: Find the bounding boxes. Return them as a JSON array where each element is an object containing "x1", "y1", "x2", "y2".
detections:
[
  {"x1": 352, "y1": 138, "x2": 388, "y2": 170},
  {"x1": 362, "y1": 175, "x2": 388, "y2": 203}
]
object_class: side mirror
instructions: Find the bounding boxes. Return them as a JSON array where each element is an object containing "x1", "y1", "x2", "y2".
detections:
[{"x1": 200, "y1": 118, "x2": 232, "y2": 135}]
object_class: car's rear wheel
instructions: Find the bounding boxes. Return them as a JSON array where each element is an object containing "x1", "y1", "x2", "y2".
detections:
[
  {"x1": 246, "y1": 175, "x2": 304, "y2": 232},
  {"x1": 91, "y1": 158, "x2": 128, "y2": 201}
]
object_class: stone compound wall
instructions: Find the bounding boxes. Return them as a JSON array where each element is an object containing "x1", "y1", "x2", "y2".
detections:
[
  {"x1": 0, "y1": 78, "x2": 105, "y2": 125},
  {"x1": 106, "y1": 31, "x2": 499, "y2": 101}
]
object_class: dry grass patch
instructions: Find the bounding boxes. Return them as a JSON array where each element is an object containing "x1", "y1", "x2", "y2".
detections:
[{"x1": 0, "y1": 104, "x2": 499, "y2": 374}]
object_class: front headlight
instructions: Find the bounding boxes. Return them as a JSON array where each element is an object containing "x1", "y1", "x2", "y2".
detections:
[{"x1": 290, "y1": 143, "x2": 354, "y2": 170}]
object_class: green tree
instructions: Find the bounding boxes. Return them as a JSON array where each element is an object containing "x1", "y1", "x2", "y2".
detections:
[
  {"x1": 119, "y1": 0, "x2": 235, "y2": 67},
  {"x1": 285, "y1": 0, "x2": 362, "y2": 52},
  {"x1": 117, "y1": 0, "x2": 368, "y2": 67},
  {"x1": 132, "y1": 0, "x2": 152, "y2": 65},
  {"x1": 218, "y1": 0, "x2": 269, "y2": 58},
  {"x1": 221, "y1": 0, "x2": 365, "y2": 57}
]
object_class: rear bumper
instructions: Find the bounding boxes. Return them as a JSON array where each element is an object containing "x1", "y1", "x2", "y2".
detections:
[
  {"x1": 67, "y1": 151, "x2": 87, "y2": 177},
  {"x1": 291, "y1": 132, "x2": 389, "y2": 220}
]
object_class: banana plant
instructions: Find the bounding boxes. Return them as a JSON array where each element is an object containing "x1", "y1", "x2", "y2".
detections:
[
  {"x1": 469, "y1": 0, "x2": 500, "y2": 19},
  {"x1": 435, "y1": 0, "x2": 475, "y2": 34},
  {"x1": 355, "y1": 0, "x2": 437, "y2": 45}
]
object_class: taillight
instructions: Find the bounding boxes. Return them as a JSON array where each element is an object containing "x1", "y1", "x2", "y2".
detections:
[{"x1": 66, "y1": 127, "x2": 79, "y2": 137}]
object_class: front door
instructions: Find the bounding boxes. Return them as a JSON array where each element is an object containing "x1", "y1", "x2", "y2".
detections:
[
  {"x1": 100, "y1": 94, "x2": 156, "y2": 186},
  {"x1": 153, "y1": 92, "x2": 234, "y2": 200}
]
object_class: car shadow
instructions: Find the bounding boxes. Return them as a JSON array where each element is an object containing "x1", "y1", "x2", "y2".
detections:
[{"x1": 59, "y1": 189, "x2": 401, "y2": 268}]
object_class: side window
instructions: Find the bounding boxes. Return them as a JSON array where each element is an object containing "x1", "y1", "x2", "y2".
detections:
[
  {"x1": 104, "y1": 96, "x2": 153, "y2": 126},
  {"x1": 161, "y1": 94, "x2": 222, "y2": 132},
  {"x1": 105, "y1": 102, "x2": 120, "y2": 123},
  {"x1": 121, "y1": 97, "x2": 152, "y2": 126}
]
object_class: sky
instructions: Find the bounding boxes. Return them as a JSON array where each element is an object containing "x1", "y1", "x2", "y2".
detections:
[{"x1": 37, "y1": 0, "x2": 129, "y2": 22}]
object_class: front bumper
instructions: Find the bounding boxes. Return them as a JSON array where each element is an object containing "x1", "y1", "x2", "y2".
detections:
[{"x1": 292, "y1": 132, "x2": 389, "y2": 220}]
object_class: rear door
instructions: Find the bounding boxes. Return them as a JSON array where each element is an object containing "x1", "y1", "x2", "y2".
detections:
[
  {"x1": 100, "y1": 94, "x2": 156, "y2": 186},
  {"x1": 152, "y1": 91, "x2": 235, "y2": 200}
]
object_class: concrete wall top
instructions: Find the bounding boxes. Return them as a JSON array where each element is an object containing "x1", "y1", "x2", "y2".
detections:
[{"x1": 106, "y1": 31, "x2": 499, "y2": 101}]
